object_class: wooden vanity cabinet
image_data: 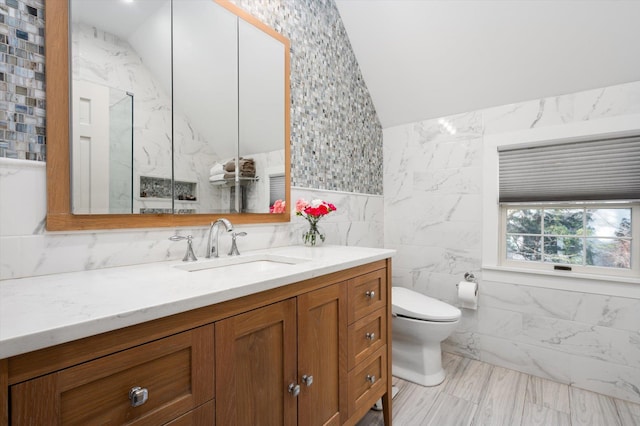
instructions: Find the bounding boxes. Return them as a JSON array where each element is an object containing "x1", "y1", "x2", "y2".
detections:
[
  {"x1": 3, "y1": 259, "x2": 392, "y2": 426},
  {"x1": 297, "y1": 282, "x2": 348, "y2": 426},
  {"x1": 215, "y1": 298, "x2": 299, "y2": 426},
  {"x1": 10, "y1": 325, "x2": 215, "y2": 425},
  {"x1": 346, "y1": 269, "x2": 389, "y2": 423},
  {"x1": 216, "y1": 282, "x2": 348, "y2": 426}
]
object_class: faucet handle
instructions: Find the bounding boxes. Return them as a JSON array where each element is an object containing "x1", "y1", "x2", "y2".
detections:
[
  {"x1": 169, "y1": 235, "x2": 198, "y2": 262},
  {"x1": 228, "y1": 232, "x2": 247, "y2": 256}
]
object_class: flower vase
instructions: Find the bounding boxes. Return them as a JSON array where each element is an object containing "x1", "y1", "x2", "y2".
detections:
[{"x1": 302, "y1": 220, "x2": 325, "y2": 246}]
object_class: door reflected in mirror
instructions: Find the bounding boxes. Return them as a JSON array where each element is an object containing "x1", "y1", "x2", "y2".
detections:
[{"x1": 69, "y1": 0, "x2": 286, "y2": 216}]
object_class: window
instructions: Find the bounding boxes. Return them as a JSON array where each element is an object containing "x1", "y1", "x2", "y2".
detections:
[
  {"x1": 497, "y1": 132, "x2": 640, "y2": 278},
  {"x1": 501, "y1": 204, "x2": 638, "y2": 276}
]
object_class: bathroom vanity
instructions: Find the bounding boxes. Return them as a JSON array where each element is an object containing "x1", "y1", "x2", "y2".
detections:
[{"x1": 0, "y1": 246, "x2": 393, "y2": 425}]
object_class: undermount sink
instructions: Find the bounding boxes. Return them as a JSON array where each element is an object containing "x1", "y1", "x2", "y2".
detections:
[{"x1": 173, "y1": 253, "x2": 310, "y2": 273}]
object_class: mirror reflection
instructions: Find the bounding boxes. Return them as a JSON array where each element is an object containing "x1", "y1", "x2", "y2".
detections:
[{"x1": 69, "y1": 0, "x2": 286, "y2": 215}]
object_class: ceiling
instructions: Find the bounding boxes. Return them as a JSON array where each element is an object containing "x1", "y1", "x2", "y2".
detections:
[{"x1": 334, "y1": 0, "x2": 640, "y2": 129}]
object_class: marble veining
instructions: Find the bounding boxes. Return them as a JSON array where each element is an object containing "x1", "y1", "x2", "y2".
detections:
[
  {"x1": 73, "y1": 22, "x2": 231, "y2": 214},
  {"x1": 385, "y1": 81, "x2": 640, "y2": 404},
  {"x1": 0, "y1": 157, "x2": 385, "y2": 280},
  {"x1": 0, "y1": 245, "x2": 394, "y2": 359}
]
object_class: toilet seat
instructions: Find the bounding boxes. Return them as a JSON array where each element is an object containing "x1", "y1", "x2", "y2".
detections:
[{"x1": 392, "y1": 287, "x2": 461, "y2": 322}]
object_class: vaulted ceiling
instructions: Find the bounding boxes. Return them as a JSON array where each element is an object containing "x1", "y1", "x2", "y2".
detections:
[{"x1": 334, "y1": 0, "x2": 640, "y2": 128}]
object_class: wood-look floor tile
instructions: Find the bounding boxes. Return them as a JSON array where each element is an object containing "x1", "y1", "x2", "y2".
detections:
[
  {"x1": 356, "y1": 377, "x2": 437, "y2": 426},
  {"x1": 521, "y1": 402, "x2": 571, "y2": 426},
  {"x1": 444, "y1": 358, "x2": 493, "y2": 404},
  {"x1": 441, "y1": 351, "x2": 465, "y2": 385},
  {"x1": 614, "y1": 398, "x2": 640, "y2": 426},
  {"x1": 525, "y1": 375, "x2": 570, "y2": 414},
  {"x1": 473, "y1": 366, "x2": 527, "y2": 426},
  {"x1": 570, "y1": 387, "x2": 622, "y2": 426},
  {"x1": 355, "y1": 358, "x2": 639, "y2": 426},
  {"x1": 423, "y1": 392, "x2": 477, "y2": 426},
  {"x1": 391, "y1": 380, "x2": 439, "y2": 425}
]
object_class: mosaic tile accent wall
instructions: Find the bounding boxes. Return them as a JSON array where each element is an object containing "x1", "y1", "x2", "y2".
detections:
[
  {"x1": 0, "y1": 0, "x2": 383, "y2": 194},
  {"x1": 230, "y1": 0, "x2": 383, "y2": 195},
  {"x1": 0, "y1": 0, "x2": 45, "y2": 160}
]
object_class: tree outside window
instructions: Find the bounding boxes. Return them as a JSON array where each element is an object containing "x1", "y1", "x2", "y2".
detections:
[{"x1": 506, "y1": 207, "x2": 631, "y2": 269}]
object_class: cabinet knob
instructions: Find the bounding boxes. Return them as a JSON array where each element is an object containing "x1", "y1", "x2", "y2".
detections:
[
  {"x1": 288, "y1": 383, "x2": 301, "y2": 397},
  {"x1": 302, "y1": 375, "x2": 314, "y2": 387},
  {"x1": 129, "y1": 386, "x2": 149, "y2": 407},
  {"x1": 366, "y1": 375, "x2": 376, "y2": 384},
  {"x1": 365, "y1": 290, "x2": 376, "y2": 299},
  {"x1": 365, "y1": 332, "x2": 376, "y2": 341}
]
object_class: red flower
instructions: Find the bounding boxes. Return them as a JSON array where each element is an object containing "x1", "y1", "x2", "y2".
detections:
[{"x1": 296, "y1": 198, "x2": 337, "y2": 219}]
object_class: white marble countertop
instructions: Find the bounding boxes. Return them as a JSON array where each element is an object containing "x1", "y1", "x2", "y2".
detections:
[{"x1": 0, "y1": 245, "x2": 394, "y2": 359}]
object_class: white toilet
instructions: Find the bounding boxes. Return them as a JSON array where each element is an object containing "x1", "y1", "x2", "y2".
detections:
[{"x1": 392, "y1": 286, "x2": 461, "y2": 386}]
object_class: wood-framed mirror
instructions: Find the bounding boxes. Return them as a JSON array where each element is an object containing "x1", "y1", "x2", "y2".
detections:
[{"x1": 46, "y1": 0, "x2": 291, "y2": 231}]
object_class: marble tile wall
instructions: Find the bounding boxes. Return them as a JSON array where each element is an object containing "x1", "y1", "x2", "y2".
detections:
[
  {"x1": 0, "y1": 0, "x2": 384, "y2": 279},
  {"x1": 0, "y1": 156, "x2": 383, "y2": 279},
  {"x1": 384, "y1": 80, "x2": 640, "y2": 404}
]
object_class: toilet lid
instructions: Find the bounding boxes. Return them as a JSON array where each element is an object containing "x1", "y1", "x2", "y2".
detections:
[{"x1": 392, "y1": 287, "x2": 461, "y2": 322}]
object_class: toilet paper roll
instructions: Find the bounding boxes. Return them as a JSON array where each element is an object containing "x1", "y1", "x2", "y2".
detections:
[{"x1": 458, "y1": 281, "x2": 478, "y2": 310}]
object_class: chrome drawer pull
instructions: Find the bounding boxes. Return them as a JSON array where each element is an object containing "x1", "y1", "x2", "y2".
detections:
[
  {"x1": 366, "y1": 374, "x2": 376, "y2": 384},
  {"x1": 365, "y1": 290, "x2": 375, "y2": 299},
  {"x1": 288, "y1": 383, "x2": 301, "y2": 397},
  {"x1": 365, "y1": 332, "x2": 376, "y2": 341},
  {"x1": 129, "y1": 386, "x2": 149, "y2": 407}
]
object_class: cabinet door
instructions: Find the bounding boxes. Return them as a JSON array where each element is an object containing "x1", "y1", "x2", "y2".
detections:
[
  {"x1": 215, "y1": 298, "x2": 297, "y2": 426},
  {"x1": 297, "y1": 282, "x2": 347, "y2": 426}
]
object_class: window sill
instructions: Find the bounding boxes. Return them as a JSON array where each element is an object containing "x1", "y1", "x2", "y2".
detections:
[{"x1": 482, "y1": 265, "x2": 640, "y2": 299}]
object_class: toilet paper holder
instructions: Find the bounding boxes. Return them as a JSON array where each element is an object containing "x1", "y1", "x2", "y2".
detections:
[
  {"x1": 457, "y1": 272, "x2": 479, "y2": 310},
  {"x1": 457, "y1": 272, "x2": 476, "y2": 286}
]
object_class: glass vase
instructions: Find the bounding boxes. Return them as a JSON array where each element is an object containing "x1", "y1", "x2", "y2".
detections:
[{"x1": 302, "y1": 220, "x2": 325, "y2": 246}]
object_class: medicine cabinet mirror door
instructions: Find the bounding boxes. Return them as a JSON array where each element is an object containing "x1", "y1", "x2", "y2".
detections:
[{"x1": 46, "y1": 0, "x2": 290, "y2": 230}]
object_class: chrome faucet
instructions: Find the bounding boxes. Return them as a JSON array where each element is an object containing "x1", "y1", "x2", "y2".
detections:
[
  {"x1": 206, "y1": 218, "x2": 233, "y2": 258},
  {"x1": 228, "y1": 231, "x2": 247, "y2": 256},
  {"x1": 169, "y1": 235, "x2": 198, "y2": 262}
]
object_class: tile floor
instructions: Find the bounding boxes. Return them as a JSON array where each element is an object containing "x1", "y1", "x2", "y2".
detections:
[{"x1": 357, "y1": 352, "x2": 640, "y2": 426}]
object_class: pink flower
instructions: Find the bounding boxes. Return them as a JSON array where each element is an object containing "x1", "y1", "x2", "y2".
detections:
[
  {"x1": 270, "y1": 199, "x2": 286, "y2": 214},
  {"x1": 296, "y1": 198, "x2": 310, "y2": 213}
]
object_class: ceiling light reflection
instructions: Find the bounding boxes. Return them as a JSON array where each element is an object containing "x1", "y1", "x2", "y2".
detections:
[{"x1": 438, "y1": 118, "x2": 457, "y2": 135}]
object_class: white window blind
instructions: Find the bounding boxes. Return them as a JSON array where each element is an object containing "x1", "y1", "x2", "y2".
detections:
[
  {"x1": 269, "y1": 174, "x2": 285, "y2": 205},
  {"x1": 498, "y1": 134, "x2": 640, "y2": 202}
]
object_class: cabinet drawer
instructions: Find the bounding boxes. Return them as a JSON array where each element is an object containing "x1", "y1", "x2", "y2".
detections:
[
  {"x1": 347, "y1": 346, "x2": 387, "y2": 418},
  {"x1": 10, "y1": 325, "x2": 214, "y2": 426},
  {"x1": 347, "y1": 308, "x2": 386, "y2": 370},
  {"x1": 348, "y1": 268, "x2": 387, "y2": 324},
  {"x1": 165, "y1": 400, "x2": 215, "y2": 425}
]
